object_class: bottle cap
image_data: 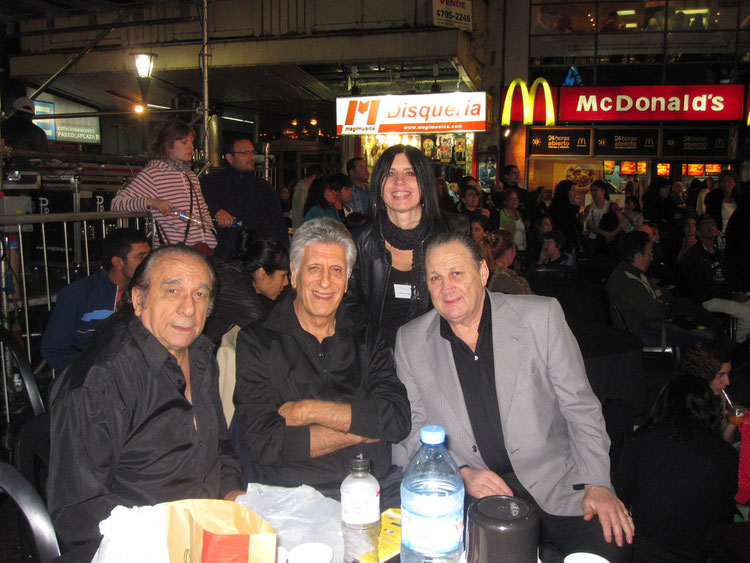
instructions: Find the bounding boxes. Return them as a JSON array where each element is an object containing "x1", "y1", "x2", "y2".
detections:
[
  {"x1": 350, "y1": 453, "x2": 370, "y2": 472},
  {"x1": 421, "y1": 425, "x2": 446, "y2": 445}
]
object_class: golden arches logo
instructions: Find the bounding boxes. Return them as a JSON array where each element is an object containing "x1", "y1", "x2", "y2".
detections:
[{"x1": 501, "y1": 78, "x2": 555, "y2": 126}]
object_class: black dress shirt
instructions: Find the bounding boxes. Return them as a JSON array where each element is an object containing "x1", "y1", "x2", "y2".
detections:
[
  {"x1": 234, "y1": 292, "x2": 411, "y2": 493},
  {"x1": 440, "y1": 292, "x2": 512, "y2": 476},
  {"x1": 47, "y1": 316, "x2": 242, "y2": 549}
]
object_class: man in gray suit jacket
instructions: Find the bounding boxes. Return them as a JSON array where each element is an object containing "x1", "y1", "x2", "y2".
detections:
[{"x1": 394, "y1": 231, "x2": 633, "y2": 561}]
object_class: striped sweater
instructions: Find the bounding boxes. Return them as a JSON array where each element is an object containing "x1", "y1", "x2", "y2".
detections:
[{"x1": 112, "y1": 159, "x2": 217, "y2": 248}]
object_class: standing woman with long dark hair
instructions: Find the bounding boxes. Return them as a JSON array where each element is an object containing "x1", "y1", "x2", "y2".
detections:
[
  {"x1": 350, "y1": 144, "x2": 449, "y2": 347},
  {"x1": 548, "y1": 180, "x2": 582, "y2": 256},
  {"x1": 112, "y1": 120, "x2": 216, "y2": 255}
]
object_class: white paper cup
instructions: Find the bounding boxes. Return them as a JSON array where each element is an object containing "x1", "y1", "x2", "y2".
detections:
[
  {"x1": 564, "y1": 553, "x2": 610, "y2": 563},
  {"x1": 287, "y1": 542, "x2": 333, "y2": 563}
]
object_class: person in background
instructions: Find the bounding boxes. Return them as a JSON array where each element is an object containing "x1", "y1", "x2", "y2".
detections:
[
  {"x1": 499, "y1": 188, "x2": 528, "y2": 256},
  {"x1": 676, "y1": 212, "x2": 698, "y2": 261},
  {"x1": 484, "y1": 229, "x2": 534, "y2": 295},
  {"x1": 41, "y1": 229, "x2": 150, "y2": 373},
  {"x1": 686, "y1": 178, "x2": 704, "y2": 211},
  {"x1": 678, "y1": 214, "x2": 750, "y2": 343},
  {"x1": 724, "y1": 181, "x2": 750, "y2": 290},
  {"x1": 395, "y1": 232, "x2": 633, "y2": 561},
  {"x1": 48, "y1": 245, "x2": 244, "y2": 550},
  {"x1": 277, "y1": 185, "x2": 292, "y2": 228},
  {"x1": 615, "y1": 373, "x2": 737, "y2": 562},
  {"x1": 459, "y1": 181, "x2": 488, "y2": 219},
  {"x1": 678, "y1": 342, "x2": 736, "y2": 442},
  {"x1": 303, "y1": 177, "x2": 342, "y2": 223},
  {"x1": 436, "y1": 177, "x2": 458, "y2": 213},
  {"x1": 233, "y1": 219, "x2": 410, "y2": 506},
  {"x1": 199, "y1": 134, "x2": 288, "y2": 258},
  {"x1": 329, "y1": 172, "x2": 354, "y2": 220},
  {"x1": 112, "y1": 120, "x2": 217, "y2": 255},
  {"x1": 608, "y1": 230, "x2": 719, "y2": 348},
  {"x1": 696, "y1": 177, "x2": 716, "y2": 216},
  {"x1": 348, "y1": 144, "x2": 450, "y2": 348},
  {"x1": 470, "y1": 214, "x2": 490, "y2": 246},
  {"x1": 501, "y1": 164, "x2": 531, "y2": 217},
  {"x1": 203, "y1": 237, "x2": 289, "y2": 344},
  {"x1": 622, "y1": 196, "x2": 643, "y2": 233},
  {"x1": 704, "y1": 170, "x2": 738, "y2": 236},
  {"x1": 549, "y1": 180, "x2": 583, "y2": 256},
  {"x1": 525, "y1": 185, "x2": 549, "y2": 227},
  {"x1": 642, "y1": 178, "x2": 679, "y2": 244},
  {"x1": 291, "y1": 164, "x2": 324, "y2": 229},
  {"x1": 583, "y1": 180, "x2": 624, "y2": 258},
  {"x1": 526, "y1": 215, "x2": 553, "y2": 264},
  {"x1": 537, "y1": 230, "x2": 575, "y2": 269},
  {"x1": 347, "y1": 157, "x2": 370, "y2": 214},
  {"x1": 670, "y1": 181, "x2": 687, "y2": 208},
  {"x1": 1, "y1": 96, "x2": 49, "y2": 152}
]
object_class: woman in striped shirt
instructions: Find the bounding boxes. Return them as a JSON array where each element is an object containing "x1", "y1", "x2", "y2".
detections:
[{"x1": 112, "y1": 120, "x2": 217, "y2": 253}]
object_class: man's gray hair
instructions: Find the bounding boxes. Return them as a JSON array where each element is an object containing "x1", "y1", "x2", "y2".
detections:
[
  {"x1": 290, "y1": 218, "x2": 357, "y2": 276},
  {"x1": 127, "y1": 244, "x2": 217, "y2": 314}
]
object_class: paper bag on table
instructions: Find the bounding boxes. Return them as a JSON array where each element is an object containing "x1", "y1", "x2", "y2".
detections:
[{"x1": 165, "y1": 499, "x2": 276, "y2": 563}]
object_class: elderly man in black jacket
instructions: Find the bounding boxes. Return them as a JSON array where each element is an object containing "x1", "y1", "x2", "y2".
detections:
[
  {"x1": 233, "y1": 218, "x2": 410, "y2": 507},
  {"x1": 47, "y1": 245, "x2": 244, "y2": 551}
]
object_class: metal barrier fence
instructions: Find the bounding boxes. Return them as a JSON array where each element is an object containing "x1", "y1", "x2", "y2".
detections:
[{"x1": 0, "y1": 211, "x2": 151, "y2": 362}]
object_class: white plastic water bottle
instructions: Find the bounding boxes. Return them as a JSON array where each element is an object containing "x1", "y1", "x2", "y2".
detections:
[
  {"x1": 341, "y1": 454, "x2": 381, "y2": 563},
  {"x1": 401, "y1": 425, "x2": 465, "y2": 563}
]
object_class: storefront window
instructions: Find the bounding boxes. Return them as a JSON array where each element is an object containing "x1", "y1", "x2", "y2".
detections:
[{"x1": 531, "y1": 3, "x2": 597, "y2": 35}]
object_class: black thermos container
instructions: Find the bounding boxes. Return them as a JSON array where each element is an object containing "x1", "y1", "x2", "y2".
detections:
[{"x1": 465, "y1": 496, "x2": 539, "y2": 563}]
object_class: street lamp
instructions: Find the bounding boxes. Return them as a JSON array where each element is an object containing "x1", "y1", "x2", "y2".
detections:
[
  {"x1": 131, "y1": 53, "x2": 157, "y2": 108},
  {"x1": 132, "y1": 53, "x2": 156, "y2": 78}
]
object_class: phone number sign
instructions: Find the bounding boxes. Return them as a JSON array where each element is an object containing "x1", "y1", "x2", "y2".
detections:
[{"x1": 433, "y1": 0, "x2": 472, "y2": 31}]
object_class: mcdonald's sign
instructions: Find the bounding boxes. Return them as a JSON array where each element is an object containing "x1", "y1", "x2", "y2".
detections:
[{"x1": 501, "y1": 78, "x2": 556, "y2": 126}]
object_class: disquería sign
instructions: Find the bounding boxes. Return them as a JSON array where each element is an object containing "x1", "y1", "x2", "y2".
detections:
[{"x1": 336, "y1": 92, "x2": 489, "y2": 135}]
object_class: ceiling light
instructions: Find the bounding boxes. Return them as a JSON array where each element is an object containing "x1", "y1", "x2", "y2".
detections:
[
  {"x1": 147, "y1": 103, "x2": 170, "y2": 110},
  {"x1": 310, "y1": 118, "x2": 318, "y2": 126},
  {"x1": 133, "y1": 104, "x2": 145, "y2": 113},
  {"x1": 617, "y1": 10, "x2": 635, "y2": 16}
]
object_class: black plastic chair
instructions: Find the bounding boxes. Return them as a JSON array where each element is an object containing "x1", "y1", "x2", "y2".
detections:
[
  {"x1": 607, "y1": 292, "x2": 679, "y2": 360},
  {"x1": 0, "y1": 459, "x2": 60, "y2": 561},
  {"x1": 14, "y1": 412, "x2": 51, "y2": 503}
]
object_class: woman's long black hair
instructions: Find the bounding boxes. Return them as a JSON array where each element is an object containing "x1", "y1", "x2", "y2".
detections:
[{"x1": 303, "y1": 177, "x2": 335, "y2": 215}]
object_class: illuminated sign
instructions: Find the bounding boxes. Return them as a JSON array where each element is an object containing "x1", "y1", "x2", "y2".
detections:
[
  {"x1": 559, "y1": 85, "x2": 745, "y2": 122},
  {"x1": 595, "y1": 129, "x2": 658, "y2": 156},
  {"x1": 529, "y1": 128, "x2": 590, "y2": 156},
  {"x1": 336, "y1": 92, "x2": 488, "y2": 135},
  {"x1": 501, "y1": 78, "x2": 556, "y2": 126}
]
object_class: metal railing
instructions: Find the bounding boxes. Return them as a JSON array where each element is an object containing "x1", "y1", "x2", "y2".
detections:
[{"x1": 0, "y1": 211, "x2": 151, "y2": 362}]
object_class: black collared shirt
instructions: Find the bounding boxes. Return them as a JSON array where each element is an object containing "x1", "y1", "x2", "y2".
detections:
[
  {"x1": 440, "y1": 292, "x2": 512, "y2": 476},
  {"x1": 47, "y1": 315, "x2": 243, "y2": 549}
]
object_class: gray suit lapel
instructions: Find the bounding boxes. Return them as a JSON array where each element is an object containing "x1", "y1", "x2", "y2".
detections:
[
  {"x1": 424, "y1": 314, "x2": 475, "y2": 440},
  {"x1": 489, "y1": 294, "x2": 527, "y2": 428}
]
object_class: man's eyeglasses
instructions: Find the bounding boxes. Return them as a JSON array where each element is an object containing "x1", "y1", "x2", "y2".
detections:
[{"x1": 232, "y1": 150, "x2": 256, "y2": 156}]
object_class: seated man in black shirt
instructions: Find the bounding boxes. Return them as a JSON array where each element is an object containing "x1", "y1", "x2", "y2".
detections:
[
  {"x1": 679, "y1": 214, "x2": 750, "y2": 343},
  {"x1": 47, "y1": 245, "x2": 244, "y2": 550},
  {"x1": 233, "y1": 218, "x2": 410, "y2": 507}
]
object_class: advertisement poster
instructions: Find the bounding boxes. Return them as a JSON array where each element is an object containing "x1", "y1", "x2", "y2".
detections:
[{"x1": 432, "y1": 0, "x2": 472, "y2": 32}]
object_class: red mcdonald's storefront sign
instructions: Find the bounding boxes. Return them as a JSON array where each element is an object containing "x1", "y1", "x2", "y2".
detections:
[
  {"x1": 558, "y1": 85, "x2": 745, "y2": 122},
  {"x1": 502, "y1": 83, "x2": 747, "y2": 124}
]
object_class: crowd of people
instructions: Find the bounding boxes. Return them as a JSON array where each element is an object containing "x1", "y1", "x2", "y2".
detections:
[{"x1": 39, "y1": 120, "x2": 748, "y2": 561}]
